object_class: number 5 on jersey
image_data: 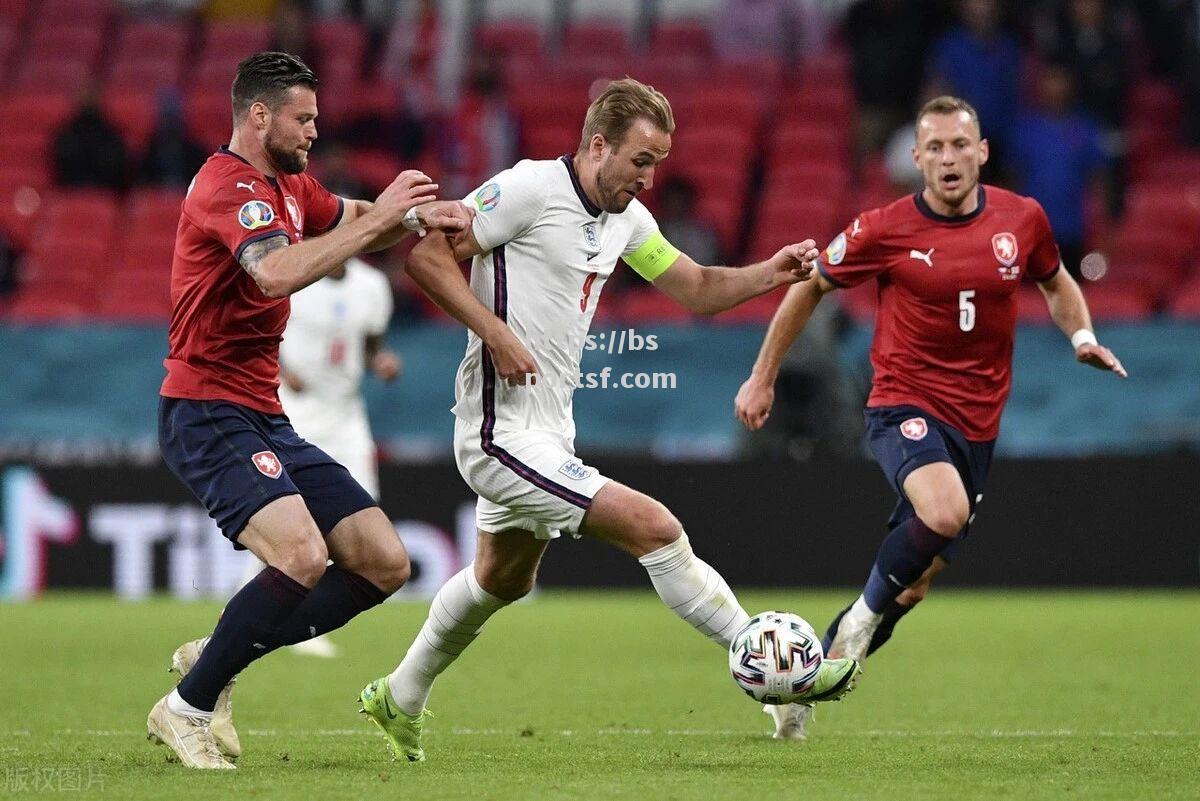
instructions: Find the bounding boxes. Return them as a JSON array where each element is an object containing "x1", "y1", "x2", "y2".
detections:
[{"x1": 959, "y1": 290, "x2": 976, "y2": 332}]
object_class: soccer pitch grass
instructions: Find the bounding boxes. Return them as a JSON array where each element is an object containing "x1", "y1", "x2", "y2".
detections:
[{"x1": 2, "y1": 591, "x2": 1197, "y2": 800}]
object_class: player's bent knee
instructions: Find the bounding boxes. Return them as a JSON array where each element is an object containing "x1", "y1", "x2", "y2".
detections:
[
  {"x1": 370, "y1": 543, "x2": 411, "y2": 594},
  {"x1": 476, "y1": 565, "x2": 535, "y2": 602},
  {"x1": 273, "y1": 537, "x2": 329, "y2": 587},
  {"x1": 917, "y1": 502, "x2": 969, "y2": 539}
]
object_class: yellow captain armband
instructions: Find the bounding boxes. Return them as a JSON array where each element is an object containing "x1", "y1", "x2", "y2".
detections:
[{"x1": 623, "y1": 231, "x2": 681, "y2": 281}]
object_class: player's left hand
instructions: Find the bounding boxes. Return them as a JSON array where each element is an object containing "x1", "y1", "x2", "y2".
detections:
[
  {"x1": 371, "y1": 350, "x2": 403, "y2": 382},
  {"x1": 770, "y1": 240, "x2": 819, "y2": 284},
  {"x1": 419, "y1": 200, "x2": 475, "y2": 234},
  {"x1": 1076, "y1": 342, "x2": 1127, "y2": 378}
]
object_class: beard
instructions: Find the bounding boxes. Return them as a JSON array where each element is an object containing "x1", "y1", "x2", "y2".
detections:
[
  {"x1": 595, "y1": 165, "x2": 635, "y2": 213},
  {"x1": 265, "y1": 132, "x2": 307, "y2": 175}
]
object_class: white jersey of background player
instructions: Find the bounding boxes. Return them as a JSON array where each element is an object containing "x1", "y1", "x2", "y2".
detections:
[
  {"x1": 355, "y1": 79, "x2": 858, "y2": 762},
  {"x1": 279, "y1": 256, "x2": 399, "y2": 499}
]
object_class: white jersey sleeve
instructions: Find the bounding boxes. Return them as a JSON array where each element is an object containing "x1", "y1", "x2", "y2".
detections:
[
  {"x1": 362, "y1": 262, "x2": 393, "y2": 335},
  {"x1": 621, "y1": 199, "x2": 660, "y2": 256},
  {"x1": 620, "y1": 199, "x2": 681, "y2": 282},
  {"x1": 464, "y1": 160, "x2": 550, "y2": 252}
]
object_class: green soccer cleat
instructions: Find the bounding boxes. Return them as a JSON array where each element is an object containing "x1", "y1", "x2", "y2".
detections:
[
  {"x1": 791, "y1": 657, "x2": 862, "y2": 705},
  {"x1": 358, "y1": 678, "x2": 433, "y2": 763}
]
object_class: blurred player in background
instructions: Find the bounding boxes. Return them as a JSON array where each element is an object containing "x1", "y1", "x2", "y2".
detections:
[
  {"x1": 243, "y1": 255, "x2": 400, "y2": 658},
  {"x1": 355, "y1": 78, "x2": 862, "y2": 763},
  {"x1": 735, "y1": 95, "x2": 1126, "y2": 741},
  {"x1": 149, "y1": 51, "x2": 473, "y2": 769}
]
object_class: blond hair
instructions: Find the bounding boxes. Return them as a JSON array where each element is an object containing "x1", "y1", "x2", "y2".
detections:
[
  {"x1": 915, "y1": 95, "x2": 981, "y2": 139},
  {"x1": 580, "y1": 78, "x2": 675, "y2": 151}
]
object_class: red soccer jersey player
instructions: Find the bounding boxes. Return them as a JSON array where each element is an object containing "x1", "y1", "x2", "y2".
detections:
[{"x1": 736, "y1": 96, "x2": 1126, "y2": 742}]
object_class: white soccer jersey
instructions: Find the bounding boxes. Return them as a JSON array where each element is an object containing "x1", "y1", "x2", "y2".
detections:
[
  {"x1": 278, "y1": 257, "x2": 392, "y2": 444},
  {"x1": 451, "y1": 156, "x2": 674, "y2": 441}
]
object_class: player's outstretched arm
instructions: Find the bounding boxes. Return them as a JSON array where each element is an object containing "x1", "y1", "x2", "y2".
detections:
[
  {"x1": 341, "y1": 198, "x2": 475, "y2": 253},
  {"x1": 245, "y1": 170, "x2": 437, "y2": 297},
  {"x1": 1037, "y1": 268, "x2": 1128, "y2": 378},
  {"x1": 652, "y1": 242, "x2": 818, "y2": 315},
  {"x1": 406, "y1": 231, "x2": 539, "y2": 385},
  {"x1": 734, "y1": 274, "x2": 836, "y2": 431}
]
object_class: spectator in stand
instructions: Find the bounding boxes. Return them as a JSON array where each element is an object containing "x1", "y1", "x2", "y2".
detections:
[
  {"x1": 845, "y1": 0, "x2": 948, "y2": 157},
  {"x1": 139, "y1": 90, "x2": 208, "y2": 189},
  {"x1": 929, "y1": 0, "x2": 1022, "y2": 174},
  {"x1": 1012, "y1": 62, "x2": 1109, "y2": 279},
  {"x1": 1033, "y1": 0, "x2": 1132, "y2": 213},
  {"x1": 658, "y1": 177, "x2": 720, "y2": 267},
  {"x1": 443, "y1": 52, "x2": 519, "y2": 198},
  {"x1": 1144, "y1": 0, "x2": 1200, "y2": 145},
  {"x1": 312, "y1": 142, "x2": 369, "y2": 201},
  {"x1": 53, "y1": 89, "x2": 129, "y2": 191}
]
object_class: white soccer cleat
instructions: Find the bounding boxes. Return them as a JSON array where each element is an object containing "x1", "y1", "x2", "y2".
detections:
[
  {"x1": 146, "y1": 695, "x2": 235, "y2": 770},
  {"x1": 827, "y1": 602, "x2": 881, "y2": 663},
  {"x1": 764, "y1": 703, "x2": 814, "y2": 741},
  {"x1": 289, "y1": 633, "x2": 340, "y2": 658},
  {"x1": 170, "y1": 638, "x2": 240, "y2": 759}
]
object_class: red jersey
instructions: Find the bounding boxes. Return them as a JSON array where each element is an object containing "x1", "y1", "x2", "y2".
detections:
[
  {"x1": 818, "y1": 185, "x2": 1060, "y2": 441},
  {"x1": 160, "y1": 147, "x2": 344, "y2": 413}
]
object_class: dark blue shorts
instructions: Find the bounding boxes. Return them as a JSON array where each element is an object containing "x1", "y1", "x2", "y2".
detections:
[
  {"x1": 863, "y1": 405, "x2": 995, "y2": 562},
  {"x1": 158, "y1": 397, "x2": 377, "y2": 548}
]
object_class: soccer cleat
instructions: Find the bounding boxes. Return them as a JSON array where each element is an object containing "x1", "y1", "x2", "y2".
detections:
[
  {"x1": 827, "y1": 609, "x2": 880, "y2": 662},
  {"x1": 146, "y1": 695, "x2": 236, "y2": 770},
  {"x1": 764, "y1": 703, "x2": 814, "y2": 740},
  {"x1": 289, "y1": 633, "x2": 340, "y2": 658},
  {"x1": 170, "y1": 638, "x2": 240, "y2": 759},
  {"x1": 358, "y1": 677, "x2": 432, "y2": 762},
  {"x1": 791, "y1": 657, "x2": 862, "y2": 704}
]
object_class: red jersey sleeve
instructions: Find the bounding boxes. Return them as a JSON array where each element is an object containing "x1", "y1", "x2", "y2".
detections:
[
  {"x1": 1025, "y1": 200, "x2": 1061, "y2": 282},
  {"x1": 816, "y1": 208, "x2": 890, "y2": 288},
  {"x1": 198, "y1": 176, "x2": 291, "y2": 264},
  {"x1": 298, "y1": 173, "x2": 344, "y2": 236}
]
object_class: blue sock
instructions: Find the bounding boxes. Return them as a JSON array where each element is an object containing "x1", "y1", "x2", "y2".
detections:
[
  {"x1": 268, "y1": 565, "x2": 389, "y2": 649},
  {"x1": 178, "y1": 566, "x2": 308, "y2": 711},
  {"x1": 861, "y1": 517, "x2": 951, "y2": 613}
]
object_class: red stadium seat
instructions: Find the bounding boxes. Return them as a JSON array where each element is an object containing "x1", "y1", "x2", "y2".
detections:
[
  {"x1": 0, "y1": 166, "x2": 47, "y2": 248},
  {"x1": 1079, "y1": 280, "x2": 1156, "y2": 322},
  {"x1": 510, "y1": 80, "x2": 591, "y2": 129},
  {"x1": 653, "y1": 22, "x2": 711, "y2": 56},
  {"x1": 184, "y1": 89, "x2": 235, "y2": 151},
  {"x1": 627, "y1": 53, "x2": 706, "y2": 96},
  {"x1": 562, "y1": 23, "x2": 631, "y2": 57},
  {"x1": 770, "y1": 121, "x2": 850, "y2": 165},
  {"x1": 14, "y1": 57, "x2": 93, "y2": 92},
  {"x1": 521, "y1": 122, "x2": 577, "y2": 160},
  {"x1": 837, "y1": 280, "x2": 878, "y2": 322},
  {"x1": 1, "y1": 91, "x2": 83, "y2": 141},
  {"x1": 712, "y1": 286, "x2": 787, "y2": 324},
  {"x1": 2, "y1": 290, "x2": 93, "y2": 323},
  {"x1": 345, "y1": 148, "x2": 402, "y2": 193},
  {"x1": 1167, "y1": 276, "x2": 1200, "y2": 319},
  {"x1": 670, "y1": 85, "x2": 768, "y2": 133},
  {"x1": 613, "y1": 288, "x2": 695, "y2": 323},
  {"x1": 101, "y1": 90, "x2": 160, "y2": 155},
  {"x1": 1128, "y1": 79, "x2": 1184, "y2": 130},
  {"x1": 1014, "y1": 287, "x2": 1053, "y2": 324},
  {"x1": 34, "y1": 0, "x2": 110, "y2": 25},
  {"x1": 475, "y1": 21, "x2": 544, "y2": 56},
  {"x1": 124, "y1": 188, "x2": 185, "y2": 230},
  {"x1": 0, "y1": 0, "x2": 30, "y2": 25},
  {"x1": 1122, "y1": 184, "x2": 1200, "y2": 244},
  {"x1": 203, "y1": 21, "x2": 273, "y2": 58},
  {"x1": 1108, "y1": 224, "x2": 1195, "y2": 271}
]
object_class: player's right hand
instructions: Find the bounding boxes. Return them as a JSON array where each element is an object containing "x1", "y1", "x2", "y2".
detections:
[
  {"x1": 487, "y1": 326, "x2": 540, "y2": 386},
  {"x1": 734, "y1": 375, "x2": 774, "y2": 431},
  {"x1": 374, "y1": 170, "x2": 438, "y2": 225},
  {"x1": 770, "y1": 241, "x2": 819, "y2": 284}
]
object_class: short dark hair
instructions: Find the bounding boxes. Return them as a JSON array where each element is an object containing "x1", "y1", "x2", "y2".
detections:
[{"x1": 231, "y1": 51, "x2": 317, "y2": 120}]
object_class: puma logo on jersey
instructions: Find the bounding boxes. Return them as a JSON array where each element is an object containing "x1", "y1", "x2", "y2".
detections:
[
  {"x1": 909, "y1": 248, "x2": 934, "y2": 267},
  {"x1": 236, "y1": 181, "x2": 257, "y2": 192},
  {"x1": 850, "y1": 218, "x2": 862, "y2": 238}
]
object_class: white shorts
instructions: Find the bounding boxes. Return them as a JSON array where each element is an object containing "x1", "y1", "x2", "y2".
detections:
[
  {"x1": 453, "y1": 416, "x2": 610, "y2": 540},
  {"x1": 288, "y1": 409, "x2": 379, "y2": 500}
]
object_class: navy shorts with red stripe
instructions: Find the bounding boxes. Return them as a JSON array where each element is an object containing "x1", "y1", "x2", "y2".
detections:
[
  {"x1": 158, "y1": 397, "x2": 376, "y2": 547},
  {"x1": 863, "y1": 404, "x2": 995, "y2": 561}
]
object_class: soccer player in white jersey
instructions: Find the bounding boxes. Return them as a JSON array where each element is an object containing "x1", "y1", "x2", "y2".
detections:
[
  {"x1": 356, "y1": 79, "x2": 862, "y2": 761},
  {"x1": 279, "y1": 255, "x2": 398, "y2": 500}
]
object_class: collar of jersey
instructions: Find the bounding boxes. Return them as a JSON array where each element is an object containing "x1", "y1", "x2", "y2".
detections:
[
  {"x1": 217, "y1": 147, "x2": 280, "y2": 189},
  {"x1": 559, "y1": 154, "x2": 602, "y2": 218},
  {"x1": 913, "y1": 185, "x2": 987, "y2": 224}
]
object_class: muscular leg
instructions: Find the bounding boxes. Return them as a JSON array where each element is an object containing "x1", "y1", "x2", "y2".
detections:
[
  {"x1": 581, "y1": 481, "x2": 750, "y2": 649},
  {"x1": 828, "y1": 463, "x2": 968, "y2": 659},
  {"x1": 387, "y1": 530, "x2": 547, "y2": 715},
  {"x1": 267, "y1": 506, "x2": 410, "y2": 649},
  {"x1": 176, "y1": 495, "x2": 327, "y2": 712}
]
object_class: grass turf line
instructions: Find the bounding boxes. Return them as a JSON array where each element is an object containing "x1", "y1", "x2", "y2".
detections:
[{"x1": 1, "y1": 590, "x2": 1197, "y2": 800}]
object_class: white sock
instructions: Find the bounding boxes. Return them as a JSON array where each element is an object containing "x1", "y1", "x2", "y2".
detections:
[
  {"x1": 849, "y1": 594, "x2": 884, "y2": 625},
  {"x1": 167, "y1": 688, "x2": 213, "y2": 720},
  {"x1": 638, "y1": 533, "x2": 750, "y2": 649},
  {"x1": 388, "y1": 565, "x2": 508, "y2": 715}
]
